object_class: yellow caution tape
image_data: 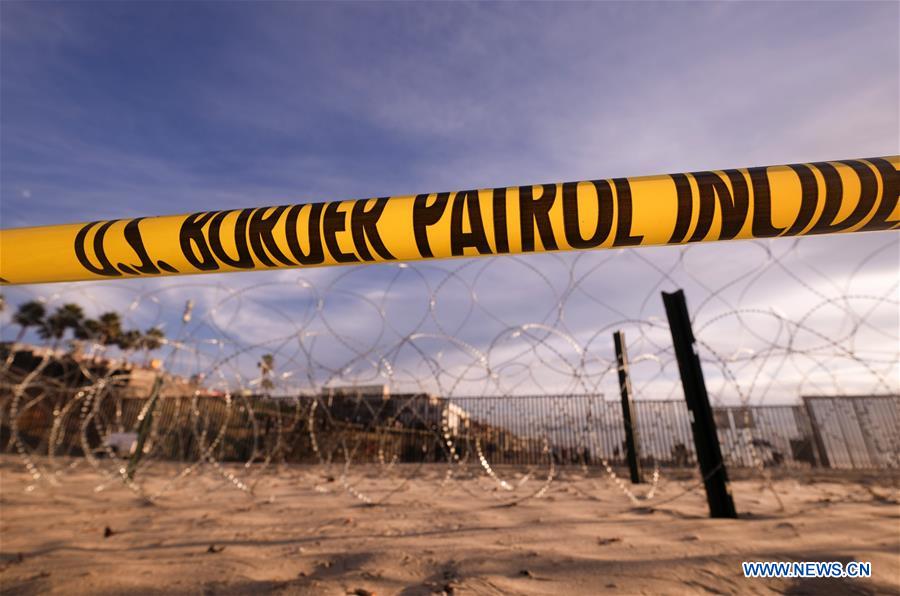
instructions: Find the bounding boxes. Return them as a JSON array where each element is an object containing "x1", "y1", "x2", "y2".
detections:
[{"x1": 1, "y1": 157, "x2": 897, "y2": 285}]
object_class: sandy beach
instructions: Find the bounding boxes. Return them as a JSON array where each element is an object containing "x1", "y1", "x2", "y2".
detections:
[{"x1": 0, "y1": 456, "x2": 898, "y2": 595}]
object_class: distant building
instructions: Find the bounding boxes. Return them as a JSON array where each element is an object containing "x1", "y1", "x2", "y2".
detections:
[
  {"x1": 0, "y1": 343, "x2": 199, "y2": 399},
  {"x1": 122, "y1": 365, "x2": 200, "y2": 398},
  {"x1": 318, "y1": 385, "x2": 470, "y2": 435}
]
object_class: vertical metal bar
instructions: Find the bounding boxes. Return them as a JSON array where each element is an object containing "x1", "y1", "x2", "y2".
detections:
[
  {"x1": 579, "y1": 395, "x2": 591, "y2": 466},
  {"x1": 567, "y1": 396, "x2": 576, "y2": 466},
  {"x1": 636, "y1": 401, "x2": 651, "y2": 463},
  {"x1": 542, "y1": 395, "x2": 550, "y2": 467},
  {"x1": 851, "y1": 398, "x2": 880, "y2": 469},
  {"x1": 538, "y1": 395, "x2": 546, "y2": 467},
  {"x1": 613, "y1": 330, "x2": 644, "y2": 484},
  {"x1": 602, "y1": 398, "x2": 613, "y2": 463},
  {"x1": 514, "y1": 398, "x2": 520, "y2": 466},
  {"x1": 646, "y1": 401, "x2": 661, "y2": 464},
  {"x1": 533, "y1": 396, "x2": 539, "y2": 466},
  {"x1": 802, "y1": 397, "x2": 831, "y2": 468},
  {"x1": 835, "y1": 399, "x2": 861, "y2": 469},
  {"x1": 589, "y1": 395, "x2": 601, "y2": 467},
  {"x1": 662, "y1": 289, "x2": 737, "y2": 519},
  {"x1": 573, "y1": 395, "x2": 579, "y2": 466}
]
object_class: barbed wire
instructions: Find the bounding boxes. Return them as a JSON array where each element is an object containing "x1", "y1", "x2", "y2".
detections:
[{"x1": 1, "y1": 234, "x2": 897, "y2": 508}]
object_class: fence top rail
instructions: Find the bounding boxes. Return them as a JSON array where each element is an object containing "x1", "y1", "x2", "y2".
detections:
[
  {"x1": 802, "y1": 394, "x2": 899, "y2": 401},
  {"x1": 123, "y1": 392, "x2": 900, "y2": 410}
]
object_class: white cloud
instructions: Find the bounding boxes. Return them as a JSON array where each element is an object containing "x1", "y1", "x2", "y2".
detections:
[{"x1": 1, "y1": 2, "x2": 897, "y2": 402}]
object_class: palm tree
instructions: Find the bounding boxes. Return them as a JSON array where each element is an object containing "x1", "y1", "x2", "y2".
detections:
[
  {"x1": 115, "y1": 329, "x2": 142, "y2": 352},
  {"x1": 74, "y1": 318, "x2": 103, "y2": 362},
  {"x1": 12, "y1": 300, "x2": 46, "y2": 343},
  {"x1": 258, "y1": 353, "x2": 275, "y2": 395},
  {"x1": 38, "y1": 303, "x2": 84, "y2": 349},
  {"x1": 75, "y1": 311, "x2": 121, "y2": 357},
  {"x1": 138, "y1": 327, "x2": 165, "y2": 366},
  {"x1": 74, "y1": 318, "x2": 100, "y2": 340},
  {"x1": 96, "y1": 312, "x2": 123, "y2": 346},
  {"x1": 140, "y1": 327, "x2": 165, "y2": 351}
]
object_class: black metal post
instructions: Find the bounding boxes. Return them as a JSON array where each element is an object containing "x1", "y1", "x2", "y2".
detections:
[
  {"x1": 662, "y1": 289, "x2": 737, "y2": 519},
  {"x1": 613, "y1": 330, "x2": 644, "y2": 484}
]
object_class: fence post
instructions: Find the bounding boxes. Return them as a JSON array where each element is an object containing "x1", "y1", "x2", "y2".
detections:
[
  {"x1": 613, "y1": 330, "x2": 644, "y2": 484},
  {"x1": 662, "y1": 289, "x2": 737, "y2": 519}
]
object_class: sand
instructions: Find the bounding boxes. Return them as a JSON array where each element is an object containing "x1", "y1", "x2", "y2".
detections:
[{"x1": 0, "y1": 456, "x2": 898, "y2": 595}]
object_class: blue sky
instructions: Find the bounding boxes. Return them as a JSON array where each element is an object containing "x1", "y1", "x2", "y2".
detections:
[
  {"x1": 1, "y1": 2, "x2": 898, "y2": 402},
  {"x1": 2, "y1": 1, "x2": 897, "y2": 225}
]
